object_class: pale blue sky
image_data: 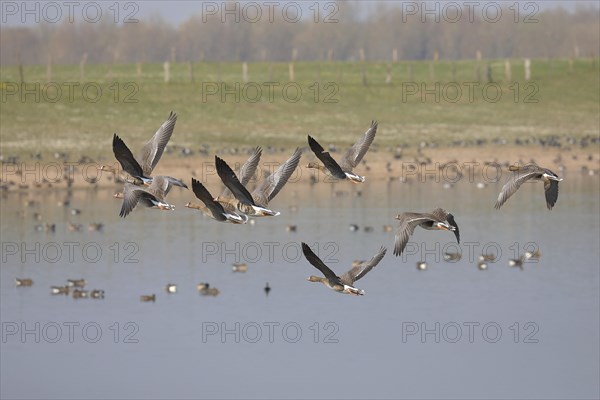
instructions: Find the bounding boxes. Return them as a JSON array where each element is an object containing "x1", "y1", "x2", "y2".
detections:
[{"x1": 1, "y1": 0, "x2": 598, "y2": 27}]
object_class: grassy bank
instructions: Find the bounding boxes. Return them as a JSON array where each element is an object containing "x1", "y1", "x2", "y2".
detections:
[{"x1": 1, "y1": 59, "x2": 598, "y2": 159}]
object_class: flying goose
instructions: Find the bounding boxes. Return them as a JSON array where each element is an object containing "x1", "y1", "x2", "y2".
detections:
[
  {"x1": 219, "y1": 146, "x2": 262, "y2": 199},
  {"x1": 393, "y1": 209, "x2": 460, "y2": 257},
  {"x1": 495, "y1": 164, "x2": 562, "y2": 210},
  {"x1": 306, "y1": 120, "x2": 378, "y2": 183},
  {"x1": 185, "y1": 178, "x2": 248, "y2": 224},
  {"x1": 217, "y1": 148, "x2": 302, "y2": 216},
  {"x1": 215, "y1": 156, "x2": 278, "y2": 216},
  {"x1": 119, "y1": 176, "x2": 179, "y2": 218},
  {"x1": 302, "y1": 242, "x2": 387, "y2": 296},
  {"x1": 104, "y1": 112, "x2": 186, "y2": 187}
]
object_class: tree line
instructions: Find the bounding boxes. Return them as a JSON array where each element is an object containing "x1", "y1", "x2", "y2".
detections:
[{"x1": 1, "y1": 2, "x2": 598, "y2": 65}]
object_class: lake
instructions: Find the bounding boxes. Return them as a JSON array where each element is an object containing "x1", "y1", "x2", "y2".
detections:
[{"x1": 1, "y1": 173, "x2": 599, "y2": 399}]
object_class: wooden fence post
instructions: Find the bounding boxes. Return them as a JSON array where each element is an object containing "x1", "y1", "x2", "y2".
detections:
[
  {"x1": 524, "y1": 58, "x2": 531, "y2": 81},
  {"x1": 163, "y1": 61, "x2": 170, "y2": 83},
  {"x1": 242, "y1": 62, "x2": 248, "y2": 83},
  {"x1": 475, "y1": 50, "x2": 482, "y2": 81},
  {"x1": 46, "y1": 55, "x2": 52, "y2": 82},
  {"x1": 188, "y1": 61, "x2": 194, "y2": 82},
  {"x1": 504, "y1": 59, "x2": 512, "y2": 81},
  {"x1": 80, "y1": 53, "x2": 88, "y2": 81},
  {"x1": 289, "y1": 48, "x2": 297, "y2": 81},
  {"x1": 385, "y1": 63, "x2": 392, "y2": 85},
  {"x1": 359, "y1": 48, "x2": 367, "y2": 86}
]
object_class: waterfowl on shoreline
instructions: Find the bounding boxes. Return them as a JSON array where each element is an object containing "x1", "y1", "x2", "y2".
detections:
[
  {"x1": 119, "y1": 176, "x2": 179, "y2": 218},
  {"x1": 217, "y1": 148, "x2": 301, "y2": 217},
  {"x1": 495, "y1": 163, "x2": 562, "y2": 210},
  {"x1": 35, "y1": 223, "x2": 55, "y2": 233},
  {"x1": 88, "y1": 223, "x2": 104, "y2": 232},
  {"x1": 67, "y1": 222, "x2": 81, "y2": 232},
  {"x1": 302, "y1": 242, "x2": 387, "y2": 296},
  {"x1": 215, "y1": 156, "x2": 278, "y2": 216},
  {"x1": 186, "y1": 178, "x2": 248, "y2": 224},
  {"x1": 393, "y1": 209, "x2": 460, "y2": 257},
  {"x1": 306, "y1": 120, "x2": 378, "y2": 183}
]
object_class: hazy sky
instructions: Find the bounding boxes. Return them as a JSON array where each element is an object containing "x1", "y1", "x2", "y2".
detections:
[
  {"x1": 130, "y1": 1, "x2": 600, "y2": 25},
  {"x1": 1, "y1": 1, "x2": 598, "y2": 27}
]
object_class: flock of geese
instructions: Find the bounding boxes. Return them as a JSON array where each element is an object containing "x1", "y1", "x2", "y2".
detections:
[{"x1": 100, "y1": 111, "x2": 562, "y2": 296}]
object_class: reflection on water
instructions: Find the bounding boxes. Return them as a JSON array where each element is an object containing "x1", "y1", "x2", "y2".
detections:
[{"x1": 1, "y1": 176, "x2": 599, "y2": 399}]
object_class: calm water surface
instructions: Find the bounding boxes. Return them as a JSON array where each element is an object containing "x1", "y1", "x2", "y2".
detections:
[{"x1": 1, "y1": 175, "x2": 599, "y2": 399}]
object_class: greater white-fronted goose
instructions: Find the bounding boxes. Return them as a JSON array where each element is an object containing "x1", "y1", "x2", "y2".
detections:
[
  {"x1": 219, "y1": 147, "x2": 262, "y2": 199},
  {"x1": 302, "y1": 242, "x2": 387, "y2": 296},
  {"x1": 215, "y1": 156, "x2": 278, "y2": 216},
  {"x1": 306, "y1": 120, "x2": 378, "y2": 183},
  {"x1": 185, "y1": 178, "x2": 248, "y2": 224},
  {"x1": 119, "y1": 176, "x2": 178, "y2": 218},
  {"x1": 495, "y1": 164, "x2": 562, "y2": 210},
  {"x1": 393, "y1": 208, "x2": 460, "y2": 257},
  {"x1": 106, "y1": 112, "x2": 186, "y2": 187},
  {"x1": 217, "y1": 148, "x2": 302, "y2": 216}
]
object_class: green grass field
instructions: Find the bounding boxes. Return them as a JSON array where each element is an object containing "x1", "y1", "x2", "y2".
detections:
[{"x1": 1, "y1": 59, "x2": 598, "y2": 158}]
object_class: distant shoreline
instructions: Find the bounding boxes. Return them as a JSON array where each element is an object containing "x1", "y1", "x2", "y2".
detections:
[{"x1": 1, "y1": 144, "x2": 597, "y2": 192}]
